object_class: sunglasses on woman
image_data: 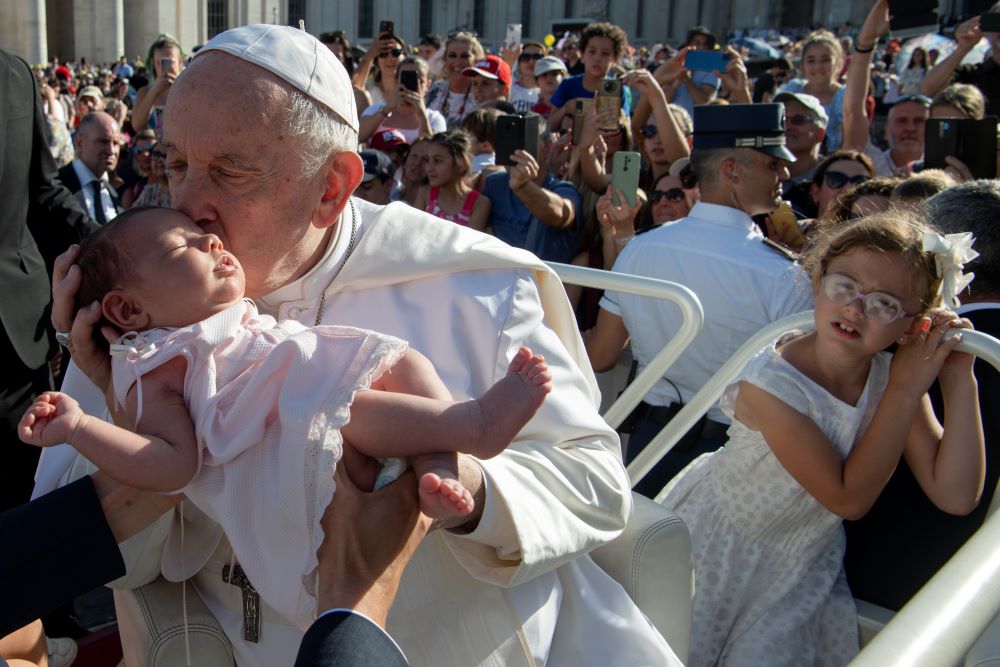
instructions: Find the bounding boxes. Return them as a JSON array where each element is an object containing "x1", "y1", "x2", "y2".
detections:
[
  {"x1": 650, "y1": 188, "x2": 685, "y2": 204},
  {"x1": 824, "y1": 170, "x2": 870, "y2": 190},
  {"x1": 639, "y1": 125, "x2": 658, "y2": 138},
  {"x1": 820, "y1": 273, "x2": 916, "y2": 324},
  {"x1": 519, "y1": 53, "x2": 544, "y2": 62},
  {"x1": 380, "y1": 48, "x2": 404, "y2": 58}
]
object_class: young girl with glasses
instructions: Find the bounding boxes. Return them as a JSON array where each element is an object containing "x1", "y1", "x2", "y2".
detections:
[{"x1": 659, "y1": 212, "x2": 984, "y2": 667}]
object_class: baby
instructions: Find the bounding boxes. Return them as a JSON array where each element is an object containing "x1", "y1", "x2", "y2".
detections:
[{"x1": 20, "y1": 206, "x2": 551, "y2": 624}]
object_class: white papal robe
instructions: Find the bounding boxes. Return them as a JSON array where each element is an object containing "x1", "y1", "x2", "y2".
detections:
[{"x1": 34, "y1": 198, "x2": 680, "y2": 666}]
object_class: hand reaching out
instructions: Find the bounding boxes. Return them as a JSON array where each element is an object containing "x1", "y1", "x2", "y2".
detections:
[{"x1": 19, "y1": 391, "x2": 88, "y2": 448}]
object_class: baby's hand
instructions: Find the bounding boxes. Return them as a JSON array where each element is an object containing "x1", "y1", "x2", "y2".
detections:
[
  {"x1": 18, "y1": 391, "x2": 87, "y2": 448},
  {"x1": 889, "y1": 311, "x2": 965, "y2": 398}
]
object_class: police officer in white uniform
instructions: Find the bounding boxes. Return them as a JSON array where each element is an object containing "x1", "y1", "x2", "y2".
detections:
[{"x1": 587, "y1": 103, "x2": 814, "y2": 498}]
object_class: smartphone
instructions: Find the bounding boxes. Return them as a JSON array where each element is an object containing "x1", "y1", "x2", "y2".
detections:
[
  {"x1": 887, "y1": 0, "x2": 938, "y2": 39},
  {"x1": 152, "y1": 105, "x2": 165, "y2": 140},
  {"x1": 684, "y1": 50, "x2": 729, "y2": 72},
  {"x1": 571, "y1": 99, "x2": 592, "y2": 146},
  {"x1": 379, "y1": 20, "x2": 394, "y2": 36},
  {"x1": 981, "y1": 12, "x2": 1000, "y2": 33},
  {"x1": 611, "y1": 151, "x2": 641, "y2": 208},
  {"x1": 924, "y1": 116, "x2": 999, "y2": 179},
  {"x1": 400, "y1": 69, "x2": 419, "y2": 92},
  {"x1": 159, "y1": 57, "x2": 173, "y2": 74},
  {"x1": 505, "y1": 23, "x2": 522, "y2": 51},
  {"x1": 595, "y1": 78, "x2": 623, "y2": 131},
  {"x1": 495, "y1": 114, "x2": 541, "y2": 166}
]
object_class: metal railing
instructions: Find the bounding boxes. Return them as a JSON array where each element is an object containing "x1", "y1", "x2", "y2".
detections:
[
  {"x1": 545, "y1": 262, "x2": 704, "y2": 429},
  {"x1": 548, "y1": 262, "x2": 1000, "y2": 665}
]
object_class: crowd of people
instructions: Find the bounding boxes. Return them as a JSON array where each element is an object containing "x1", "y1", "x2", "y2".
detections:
[{"x1": 1, "y1": 0, "x2": 999, "y2": 664}]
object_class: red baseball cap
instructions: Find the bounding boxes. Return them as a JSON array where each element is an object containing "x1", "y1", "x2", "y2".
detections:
[
  {"x1": 462, "y1": 55, "x2": 511, "y2": 89},
  {"x1": 369, "y1": 128, "x2": 409, "y2": 151}
]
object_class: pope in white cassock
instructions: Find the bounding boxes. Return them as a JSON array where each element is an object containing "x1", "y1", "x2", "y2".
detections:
[{"x1": 33, "y1": 24, "x2": 680, "y2": 667}]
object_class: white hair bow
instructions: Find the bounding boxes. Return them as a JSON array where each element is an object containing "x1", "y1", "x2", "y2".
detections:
[{"x1": 922, "y1": 231, "x2": 979, "y2": 308}]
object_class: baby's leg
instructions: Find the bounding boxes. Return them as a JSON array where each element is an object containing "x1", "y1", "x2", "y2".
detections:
[
  {"x1": 344, "y1": 347, "x2": 550, "y2": 479},
  {"x1": 466, "y1": 347, "x2": 552, "y2": 459},
  {"x1": 411, "y1": 451, "x2": 475, "y2": 519}
]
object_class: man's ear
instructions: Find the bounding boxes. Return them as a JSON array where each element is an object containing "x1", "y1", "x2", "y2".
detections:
[
  {"x1": 312, "y1": 151, "x2": 364, "y2": 230},
  {"x1": 102, "y1": 291, "x2": 151, "y2": 331},
  {"x1": 816, "y1": 127, "x2": 826, "y2": 145}
]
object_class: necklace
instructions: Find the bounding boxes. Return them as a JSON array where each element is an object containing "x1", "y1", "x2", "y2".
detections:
[{"x1": 314, "y1": 200, "x2": 358, "y2": 326}]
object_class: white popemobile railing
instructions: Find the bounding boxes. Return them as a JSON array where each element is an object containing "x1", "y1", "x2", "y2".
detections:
[{"x1": 547, "y1": 262, "x2": 1000, "y2": 667}]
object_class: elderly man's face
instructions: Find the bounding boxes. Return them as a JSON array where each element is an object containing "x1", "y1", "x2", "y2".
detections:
[
  {"x1": 886, "y1": 101, "x2": 928, "y2": 156},
  {"x1": 76, "y1": 113, "x2": 121, "y2": 177},
  {"x1": 162, "y1": 54, "x2": 343, "y2": 297}
]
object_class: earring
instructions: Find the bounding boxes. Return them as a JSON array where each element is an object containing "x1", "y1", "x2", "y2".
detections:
[{"x1": 897, "y1": 335, "x2": 907, "y2": 344}]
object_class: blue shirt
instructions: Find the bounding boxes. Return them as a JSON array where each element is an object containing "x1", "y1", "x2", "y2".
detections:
[
  {"x1": 669, "y1": 70, "x2": 721, "y2": 116},
  {"x1": 549, "y1": 74, "x2": 634, "y2": 116},
  {"x1": 483, "y1": 171, "x2": 582, "y2": 264}
]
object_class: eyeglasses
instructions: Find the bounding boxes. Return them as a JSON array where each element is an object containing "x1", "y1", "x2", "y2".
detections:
[
  {"x1": 650, "y1": 188, "x2": 685, "y2": 203},
  {"x1": 380, "y1": 48, "x2": 404, "y2": 58},
  {"x1": 519, "y1": 53, "x2": 544, "y2": 62},
  {"x1": 639, "y1": 125, "x2": 658, "y2": 138},
  {"x1": 824, "y1": 170, "x2": 870, "y2": 190},
  {"x1": 786, "y1": 114, "x2": 817, "y2": 126},
  {"x1": 131, "y1": 146, "x2": 153, "y2": 156},
  {"x1": 820, "y1": 273, "x2": 916, "y2": 324},
  {"x1": 894, "y1": 94, "x2": 932, "y2": 108}
]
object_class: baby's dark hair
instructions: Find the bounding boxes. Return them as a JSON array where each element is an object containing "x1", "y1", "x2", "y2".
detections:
[
  {"x1": 75, "y1": 206, "x2": 163, "y2": 318},
  {"x1": 802, "y1": 210, "x2": 944, "y2": 313}
]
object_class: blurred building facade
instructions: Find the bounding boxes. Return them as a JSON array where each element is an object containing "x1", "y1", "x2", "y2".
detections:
[{"x1": 0, "y1": 0, "x2": 967, "y2": 65}]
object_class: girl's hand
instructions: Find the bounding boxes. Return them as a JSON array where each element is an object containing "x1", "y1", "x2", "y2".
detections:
[
  {"x1": 858, "y1": 0, "x2": 890, "y2": 50},
  {"x1": 935, "y1": 313, "x2": 976, "y2": 384},
  {"x1": 18, "y1": 392, "x2": 87, "y2": 448},
  {"x1": 889, "y1": 311, "x2": 966, "y2": 398}
]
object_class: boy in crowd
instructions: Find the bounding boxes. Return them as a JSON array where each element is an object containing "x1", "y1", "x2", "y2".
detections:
[{"x1": 546, "y1": 22, "x2": 633, "y2": 131}]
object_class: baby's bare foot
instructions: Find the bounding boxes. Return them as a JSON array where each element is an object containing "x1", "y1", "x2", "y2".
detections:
[
  {"x1": 468, "y1": 347, "x2": 552, "y2": 459},
  {"x1": 419, "y1": 472, "x2": 475, "y2": 519}
]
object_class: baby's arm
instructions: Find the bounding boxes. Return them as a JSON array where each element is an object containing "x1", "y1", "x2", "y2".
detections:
[
  {"x1": 902, "y1": 318, "x2": 985, "y2": 515},
  {"x1": 19, "y1": 358, "x2": 199, "y2": 493}
]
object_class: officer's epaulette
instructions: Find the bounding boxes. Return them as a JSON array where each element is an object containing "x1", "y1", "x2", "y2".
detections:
[{"x1": 762, "y1": 237, "x2": 800, "y2": 262}]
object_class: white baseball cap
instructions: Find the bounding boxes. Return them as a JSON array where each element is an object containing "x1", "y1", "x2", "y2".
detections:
[
  {"x1": 534, "y1": 56, "x2": 568, "y2": 77},
  {"x1": 773, "y1": 92, "x2": 829, "y2": 129},
  {"x1": 194, "y1": 24, "x2": 359, "y2": 132}
]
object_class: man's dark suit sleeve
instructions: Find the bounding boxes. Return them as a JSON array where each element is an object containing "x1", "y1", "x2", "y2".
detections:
[
  {"x1": 0, "y1": 476, "x2": 125, "y2": 636},
  {"x1": 293, "y1": 611, "x2": 409, "y2": 667}
]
